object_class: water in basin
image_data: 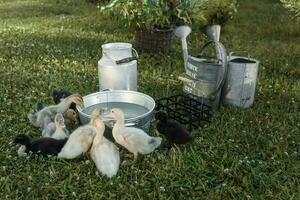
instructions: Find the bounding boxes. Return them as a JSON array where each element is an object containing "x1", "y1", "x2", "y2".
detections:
[{"x1": 82, "y1": 102, "x2": 149, "y2": 119}]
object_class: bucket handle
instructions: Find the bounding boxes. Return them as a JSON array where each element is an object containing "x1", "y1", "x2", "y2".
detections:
[{"x1": 229, "y1": 51, "x2": 250, "y2": 59}]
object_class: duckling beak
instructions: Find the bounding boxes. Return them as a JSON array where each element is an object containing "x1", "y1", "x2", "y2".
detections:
[
  {"x1": 89, "y1": 108, "x2": 102, "y2": 125},
  {"x1": 100, "y1": 112, "x2": 114, "y2": 122},
  {"x1": 91, "y1": 108, "x2": 101, "y2": 117},
  {"x1": 104, "y1": 112, "x2": 114, "y2": 119}
]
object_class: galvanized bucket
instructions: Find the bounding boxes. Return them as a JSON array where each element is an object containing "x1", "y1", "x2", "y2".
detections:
[
  {"x1": 180, "y1": 41, "x2": 227, "y2": 109},
  {"x1": 221, "y1": 51, "x2": 259, "y2": 108},
  {"x1": 76, "y1": 90, "x2": 155, "y2": 132}
]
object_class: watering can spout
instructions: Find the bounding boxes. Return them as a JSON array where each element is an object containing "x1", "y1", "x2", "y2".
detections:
[
  {"x1": 174, "y1": 26, "x2": 191, "y2": 70},
  {"x1": 203, "y1": 25, "x2": 221, "y2": 42}
]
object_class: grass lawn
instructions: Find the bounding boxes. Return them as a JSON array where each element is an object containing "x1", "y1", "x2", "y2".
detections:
[{"x1": 0, "y1": 0, "x2": 299, "y2": 199}]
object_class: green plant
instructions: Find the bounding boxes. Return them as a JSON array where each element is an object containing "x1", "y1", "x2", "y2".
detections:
[
  {"x1": 100, "y1": 0, "x2": 207, "y2": 30},
  {"x1": 100, "y1": 0, "x2": 237, "y2": 30},
  {"x1": 201, "y1": 0, "x2": 238, "y2": 26},
  {"x1": 281, "y1": 0, "x2": 300, "y2": 21}
]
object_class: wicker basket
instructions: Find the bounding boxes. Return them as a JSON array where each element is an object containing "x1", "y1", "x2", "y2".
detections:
[{"x1": 135, "y1": 28, "x2": 174, "y2": 53}]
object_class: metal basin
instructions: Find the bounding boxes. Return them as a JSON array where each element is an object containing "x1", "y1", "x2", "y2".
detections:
[{"x1": 76, "y1": 90, "x2": 155, "y2": 133}]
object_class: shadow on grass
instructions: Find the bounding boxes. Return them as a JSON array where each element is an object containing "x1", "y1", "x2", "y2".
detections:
[
  {"x1": 0, "y1": 0, "x2": 92, "y2": 20},
  {"x1": 0, "y1": 34, "x2": 106, "y2": 61}
]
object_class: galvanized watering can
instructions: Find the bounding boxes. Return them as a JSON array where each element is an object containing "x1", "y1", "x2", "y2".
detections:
[
  {"x1": 175, "y1": 25, "x2": 227, "y2": 109},
  {"x1": 221, "y1": 51, "x2": 259, "y2": 108},
  {"x1": 98, "y1": 43, "x2": 138, "y2": 91}
]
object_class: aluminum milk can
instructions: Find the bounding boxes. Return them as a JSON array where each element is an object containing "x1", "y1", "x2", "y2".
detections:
[
  {"x1": 221, "y1": 51, "x2": 259, "y2": 108},
  {"x1": 98, "y1": 43, "x2": 138, "y2": 91}
]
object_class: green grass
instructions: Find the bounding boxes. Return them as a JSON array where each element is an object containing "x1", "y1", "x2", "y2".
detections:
[{"x1": 0, "y1": 0, "x2": 300, "y2": 199}]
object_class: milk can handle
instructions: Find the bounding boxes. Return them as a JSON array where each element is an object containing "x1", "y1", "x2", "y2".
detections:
[
  {"x1": 132, "y1": 48, "x2": 139, "y2": 58},
  {"x1": 103, "y1": 48, "x2": 139, "y2": 64},
  {"x1": 115, "y1": 48, "x2": 139, "y2": 64},
  {"x1": 229, "y1": 51, "x2": 250, "y2": 59}
]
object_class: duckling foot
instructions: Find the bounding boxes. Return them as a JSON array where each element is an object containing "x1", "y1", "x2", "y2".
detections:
[
  {"x1": 122, "y1": 153, "x2": 138, "y2": 165},
  {"x1": 17, "y1": 145, "x2": 27, "y2": 157},
  {"x1": 121, "y1": 160, "x2": 135, "y2": 166},
  {"x1": 133, "y1": 153, "x2": 138, "y2": 163},
  {"x1": 124, "y1": 154, "x2": 132, "y2": 158}
]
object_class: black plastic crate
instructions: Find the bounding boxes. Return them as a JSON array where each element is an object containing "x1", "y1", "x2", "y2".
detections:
[{"x1": 155, "y1": 93, "x2": 212, "y2": 131}]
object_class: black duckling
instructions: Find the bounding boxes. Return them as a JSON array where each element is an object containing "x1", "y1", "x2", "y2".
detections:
[
  {"x1": 37, "y1": 90, "x2": 73, "y2": 112},
  {"x1": 52, "y1": 90, "x2": 77, "y2": 111},
  {"x1": 155, "y1": 111, "x2": 192, "y2": 147},
  {"x1": 13, "y1": 134, "x2": 68, "y2": 157}
]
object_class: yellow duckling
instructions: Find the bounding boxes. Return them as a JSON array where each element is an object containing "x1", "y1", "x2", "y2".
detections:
[
  {"x1": 57, "y1": 109, "x2": 99, "y2": 159},
  {"x1": 51, "y1": 113, "x2": 69, "y2": 140},
  {"x1": 107, "y1": 108, "x2": 162, "y2": 163},
  {"x1": 90, "y1": 109, "x2": 120, "y2": 178}
]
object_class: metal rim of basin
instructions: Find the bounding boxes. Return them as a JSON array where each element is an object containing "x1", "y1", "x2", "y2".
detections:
[{"x1": 76, "y1": 90, "x2": 156, "y2": 122}]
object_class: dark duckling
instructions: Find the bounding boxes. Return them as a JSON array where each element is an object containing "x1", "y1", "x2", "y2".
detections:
[
  {"x1": 35, "y1": 90, "x2": 74, "y2": 111},
  {"x1": 13, "y1": 134, "x2": 67, "y2": 157},
  {"x1": 52, "y1": 90, "x2": 80, "y2": 124},
  {"x1": 52, "y1": 90, "x2": 77, "y2": 111},
  {"x1": 155, "y1": 111, "x2": 192, "y2": 146}
]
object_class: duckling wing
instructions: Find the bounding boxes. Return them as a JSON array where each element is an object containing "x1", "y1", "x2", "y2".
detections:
[
  {"x1": 91, "y1": 138, "x2": 120, "y2": 178},
  {"x1": 33, "y1": 110, "x2": 52, "y2": 128},
  {"x1": 122, "y1": 127, "x2": 149, "y2": 141},
  {"x1": 42, "y1": 122, "x2": 56, "y2": 138},
  {"x1": 58, "y1": 125, "x2": 95, "y2": 159},
  {"x1": 122, "y1": 127, "x2": 160, "y2": 154},
  {"x1": 51, "y1": 129, "x2": 68, "y2": 140}
]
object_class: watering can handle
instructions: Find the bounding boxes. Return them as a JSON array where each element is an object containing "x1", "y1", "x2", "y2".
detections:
[
  {"x1": 188, "y1": 41, "x2": 228, "y2": 101},
  {"x1": 196, "y1": 41, "x2": 215, "y2": 58},
  {"x1": 229, "y1": 51, "x2": 250, "y2": 59},
  {"x1": 210, "y1": 42, "x2": 227, "y2": 100},
  {"x1": 197, "y1": 42, "x2": 227, "y2": 100}
]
